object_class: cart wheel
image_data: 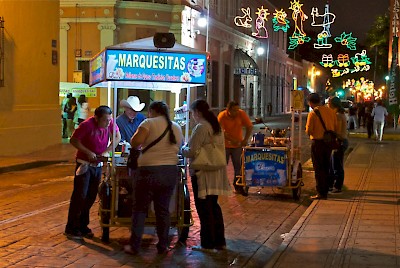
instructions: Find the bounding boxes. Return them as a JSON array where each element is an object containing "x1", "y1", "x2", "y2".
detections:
[
  {"x1": 292, "y1": 164, "x2": 303, "y2": 201},
  {"x1": 101, "y1": 227, "x2": 110, "y2": 242},
  {"x1": 178, "y1": 183, "x2": 190, "y2": 243}
]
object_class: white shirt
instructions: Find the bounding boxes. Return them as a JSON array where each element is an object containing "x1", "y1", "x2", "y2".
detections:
[
  {"x1": 137, "y1": 116, "x2": 183, "y2": 167},
  {"x1": 372, "y1": 105, "x2": 388, "y2": 123}
]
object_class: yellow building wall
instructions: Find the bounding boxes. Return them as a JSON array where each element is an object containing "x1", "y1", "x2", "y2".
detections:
[{"x1": 0, "y1": 0, "x2": 60, "y2": 156}]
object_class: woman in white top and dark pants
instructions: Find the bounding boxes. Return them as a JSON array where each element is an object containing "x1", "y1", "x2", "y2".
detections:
[
  {"x1": 372, "y1": 100, "x2": 388, "y2": 142},
  {"x1": 182, "y1": 99, "x2": 231, "y2": 251},
  {"x1": 125, "y1": 101, "x2": 183, "y2": 255}
]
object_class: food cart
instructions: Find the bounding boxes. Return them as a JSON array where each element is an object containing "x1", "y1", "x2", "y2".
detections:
[
  {"x1": 89, "y1": 36, "x2": 207, "y2": 242},
  {"x1": 236, "y1": 91, "x2": 305, "y2": 200}
]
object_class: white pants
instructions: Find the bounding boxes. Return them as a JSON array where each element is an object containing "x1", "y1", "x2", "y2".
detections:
[{"x1": 373, "y1": 120, "x2": 385, "y2": 141}]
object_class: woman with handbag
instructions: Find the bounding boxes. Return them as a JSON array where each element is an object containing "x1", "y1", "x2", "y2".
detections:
[
  {"x1": 182, "y1": 99, "x2": 231, "y2": 252},
  {"x1": 328, "y1": 97, "x2": 348, "y2": 193},
  {"x1": 124, "y1": 101, "x2": 183, "y2": 255}
]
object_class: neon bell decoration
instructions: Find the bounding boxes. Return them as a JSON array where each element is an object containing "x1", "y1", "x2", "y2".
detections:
[
  {"x1": 288, "y1": 0, "x2": 311, "y2": 50},
  {"x1": 310, "y1": 3, "x2": 336, "y2": 49},
  {"x1": 252, "y1": 6, "x2": 270, "y2": 38},
  {"x1": 272, "y1": 9, "x2": 290, "y2": 32}
]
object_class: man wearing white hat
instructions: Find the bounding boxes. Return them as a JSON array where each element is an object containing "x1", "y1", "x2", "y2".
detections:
[{"x1": 117, "y1": 96, "x2": 146, "y2": 142}]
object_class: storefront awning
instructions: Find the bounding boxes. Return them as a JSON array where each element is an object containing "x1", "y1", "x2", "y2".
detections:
[{"x1": 234, "y1": 49, "x2": 260, "y2": 76}]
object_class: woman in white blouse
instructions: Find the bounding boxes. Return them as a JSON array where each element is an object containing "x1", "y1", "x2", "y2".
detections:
[{"x1": 182, "y1": 99, "x2": 231, "y2": 252}]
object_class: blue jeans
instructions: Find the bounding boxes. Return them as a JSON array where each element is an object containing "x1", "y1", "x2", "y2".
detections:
[
  {"x1": 129, "y1": 165, "x2": 179, "y2": 252},
  {"x1": 225, "y1": 147, "x2": 242, "y2": 189},
  {"x1": 65, "y1": 163, "x2": 101, "y2": 233}
]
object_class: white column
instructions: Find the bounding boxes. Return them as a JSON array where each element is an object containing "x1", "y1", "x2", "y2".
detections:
[
  {"x1": 59, "y1": 23, "x2": 70, "y2": 82},
  {"x1": 98, "y1": 23, "x2": 117, "y2": 49}
]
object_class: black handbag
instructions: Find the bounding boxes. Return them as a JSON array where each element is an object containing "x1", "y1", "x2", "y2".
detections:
[
  {"x1": 127, "y1": 126, "x2": 169, "y2": 170},
  {"x1": 314, "y1": 109, "x2": 341, "y2": 150}
]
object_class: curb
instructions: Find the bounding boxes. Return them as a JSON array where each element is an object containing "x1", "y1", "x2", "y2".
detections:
[{"x1": 0, "y1": 160, "x2": 65, "y2": 174}]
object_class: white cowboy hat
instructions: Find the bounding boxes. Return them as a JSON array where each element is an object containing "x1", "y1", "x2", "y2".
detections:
[{"x1": 120, "y1": 96, "x2": 145, "y2": 112}]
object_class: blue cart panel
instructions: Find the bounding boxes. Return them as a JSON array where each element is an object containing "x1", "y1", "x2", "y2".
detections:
[{"x1": 244, "y1": 147, "x2": 288, "y2": 187}]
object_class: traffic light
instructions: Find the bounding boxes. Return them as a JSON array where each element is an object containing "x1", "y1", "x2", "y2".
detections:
[{"x1": 206, "y1": 52, "x2": 211, "y2": 74}]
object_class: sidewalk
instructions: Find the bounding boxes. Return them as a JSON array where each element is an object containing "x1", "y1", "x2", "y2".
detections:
[{"x1": 265, "y1": 138, "x2": 400, "y2": 267}]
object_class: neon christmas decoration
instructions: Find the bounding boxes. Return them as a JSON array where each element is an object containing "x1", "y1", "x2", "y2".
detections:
[
  {"x1": 334, "y1": 32, "x2": 357, "y2": 50},
  {"x1": 330, "y1": 50, "x2": 372, "y2": 77},
  {"x1": 234, "y1": 7, "x2": 252, "y2": 28},
  {"x1": 272, "y1": 9, "x2": 290, "y2": 32},
  {"x1": 252, "y1": 6, "x2": 270, "y2": 38},
  {"x1": 336, "y1": 54, "x2": 350, "y2": 67},
  {"x1": 310, "y1": 4, "x2": 336, "y2": 49},
  {"x1": 320, "y1": 54, "x2": 335, "y2": 68},
  {"x1": 288, "y1": 0, "x2": 310, "y2": 49}
]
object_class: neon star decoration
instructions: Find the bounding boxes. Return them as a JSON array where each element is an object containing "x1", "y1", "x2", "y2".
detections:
[
  {"x1": 234, "y1": 7, "x2": 252, "y2": 28},
  {"x1": 272, "y1": 9, "x2": 290, "y2": 32},
  {"x1": 288, "y1": 0, "x2": 310, "y2": 49},
  {"x1": 252, "y1": 6, "x2": 270, "y2": 38},
  {"x1": 310, "y1": 4, "x2": 336, "y2": 49},
  {"x1": 334, "y1": 32, "x2": 358, "y2": 50}
]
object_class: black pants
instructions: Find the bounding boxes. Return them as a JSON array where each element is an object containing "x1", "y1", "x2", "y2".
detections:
[
  {"x1": 311, "y1": 140, "x2": 332, "y2": 197},
  {"x1": 328, "y1": 139, "x2": 349, "y2": 190},
  {"x1": 191, "y1": 174, "x2": 226, "y2": 249}
]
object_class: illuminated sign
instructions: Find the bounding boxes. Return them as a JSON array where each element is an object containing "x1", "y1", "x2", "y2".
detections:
[
  {"x1": 272, "y1": 9, "x2": 290, "y2": 32},
  {"x1": 310, "y1": 4, "x2": 336, "y2": 49},
  {"x1": 288, "y1": 0, "x2": 310, "y2": 49},
  {"x1": 334, "y1": 32, "x2": 358, "y2": 50},
  {"x1": 89, "y1": 51, "x2": 106, "y2": 86},
  {"x1": 252, "y1": 6, "x2": 270, "y2": 38},
  {"x1": 244, "y1": 149, "x2": 287, "y2": 187},
  {"x1": 234, "y1": 7, "x2": 252, "y2": 28},
  {"x1": 90, "y1": 49, "x2": 207, "y2": 85}
]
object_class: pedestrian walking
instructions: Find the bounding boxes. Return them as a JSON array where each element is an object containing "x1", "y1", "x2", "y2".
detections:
[
  {"x1": 328, "y1": 97, "x2": 348, "y2": 193},
  {"x1": 305, "y1": 93, "x2": 337, "y2": 200},
  {"x1": 65, "y1": 105, "x2": 121, "y2": 240},
  {"x1": 365, "y1": 102, "x2": 374, "y2": 139},
  {"x1": 218, "y1": 101, "x2": 253, "y2": 195},
  {"x1": 124, "y1": 101, "x2": 183, "y2": 255},
  {"x1": 347, "y1": 104, "x2": 358, "y2": 130},
  {"x1": 182, "y1": 99, "x2": 231, "y2": 252},
  {"x1": 372, "y1": 100, "x2": 388, "y2": 142},
  {"x1": 357, "y1": 101, "x2": 366, "y2": 127}
]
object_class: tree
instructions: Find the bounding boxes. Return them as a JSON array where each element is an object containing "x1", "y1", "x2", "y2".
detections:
[{"x1": 365, "y1": 13, "x2": 390, "y2": 87}]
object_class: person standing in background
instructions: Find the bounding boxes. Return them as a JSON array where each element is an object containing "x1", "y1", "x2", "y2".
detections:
[
  {"x1": 61, "y1": 93, "x2": 72, "y2": 138},
  {"x1": 117, "y1": 96, "x2": 146, "y2": 142},
  {"x1": 75, "y1": 94, "x2": 90, "y2": 126},
  {"x1": 328, "y1": 97, "x2": 348, "y2": 193},
  {"x1": 218, "y1": 101, "x2": 253, "y2": 195},
  {"x1": 65, "y1": 96, "x2": 77, "y2": 138},
  {"x1": 365, "y1": 102, "x2": 374, "y2": 139},
  {"x1": 372, "y1": 100, "x2": 388, "y2": 142},
  {"x1": 306, "y1": 93, "x2": 337, "y2": 200}
]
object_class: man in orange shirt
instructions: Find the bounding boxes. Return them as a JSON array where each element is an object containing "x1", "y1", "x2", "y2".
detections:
[
  {"x1": 218, "y1": 101, "x2": 253, "y2": 195},
  {"x1": 306, "y1": 93, "x2": 337, "y2": 200}
]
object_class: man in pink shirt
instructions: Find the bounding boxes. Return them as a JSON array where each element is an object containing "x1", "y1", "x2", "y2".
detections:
[{"x1": 65, "y1": 105, "x2": 121, "y2": 240}]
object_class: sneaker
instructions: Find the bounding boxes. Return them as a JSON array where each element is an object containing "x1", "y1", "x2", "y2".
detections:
[
  {"x1": 331, "y1": 188, "x2": 342, "y2": 193},
  {"x1": 64, "y1": 230, "x2": 83, "y2": 240}
]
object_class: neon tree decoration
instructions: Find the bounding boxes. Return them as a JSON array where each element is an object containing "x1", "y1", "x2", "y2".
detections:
[
  {"x1": 310, "y1": 4, "x2": 336, "y2": 49},
  {"x1": 288, "y1": 0, "x2": 310, "y2": 49},
  {"x1": 252, "y1": 6, "x2": 270, "y2": 38},
  {"x1": 272, "y1": 9, "x2": 290, "y2": 32},
  {"x1": 234, "y1": 7, "x2": 252, "y2": 28},
  {"x1": 334, "y1": 32, "x2": 357, "y2": 50}
]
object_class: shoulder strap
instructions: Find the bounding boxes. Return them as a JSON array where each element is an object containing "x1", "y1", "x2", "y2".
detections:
[
  {"x1": 141, "y1": 125, "x2": 169, "y2": 154},
  {"x1": 314, "y1": 108, "x2": 328, "y2": 131}
]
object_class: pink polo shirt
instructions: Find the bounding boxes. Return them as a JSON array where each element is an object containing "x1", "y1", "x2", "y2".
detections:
[{"x1": 72, "y1": 117, "x2": 119, "y2": 162}]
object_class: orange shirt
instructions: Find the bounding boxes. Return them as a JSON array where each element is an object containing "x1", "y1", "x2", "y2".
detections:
[
  {"x1": 306, "y1": 105, "x2": 337, "y2": 140},
  {"x1": 218, "y1": 109, "x2": 252, "y2": 148}
]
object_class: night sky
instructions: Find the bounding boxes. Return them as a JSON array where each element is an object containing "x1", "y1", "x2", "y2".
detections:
[{"x1": 268, "y1": 0, "x2": 390, "y2": 45}]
